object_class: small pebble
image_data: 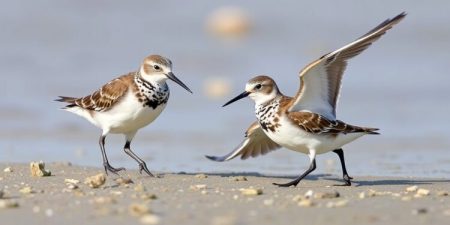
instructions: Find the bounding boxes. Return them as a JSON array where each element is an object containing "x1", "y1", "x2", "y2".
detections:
[
  {"x1": 314, "y1": 191, "x2": 340, "y2": 199},
  {"x1": 115, "y1": 177, "x2": 133, "y2": 185},
  {"x1": 417, "y1": 188, "x2": 430, "y2": 196},
  {"x1": 84, "y1": 173, "x2": 106, "y2": 188},
  {"x1": 141, "y1": 193, "x2": 158, "y2": 200},
  {"x1": 64, "y1": 179, "x2": 80, "y2": 185},
  {"x1": 66, "y1": 184, "x2": 78, "y2": 190},
  {"x1": 298, "y1": 199, "x2": 315, "y2": 207},
  {"x1": 109, "y1": 191, "x2": 122, "y2": 196},
  {"x1": 233, "y1": 195, "x2": 239, "y2": 200},
  {"x1": 134, "y1": 183, "x2": 147, "y2": 192},
  {"x1": 326, "y1": 200, "x2": 349, "y2": 208},
  {"x1": 30, "y1": 161, "x2": 51, "y2": 177},
  {"x1": 304, "y1": 190, "x2": 314, "y2": 199},
  {"x1": 190, "y1": 184, "x2": 207, "y2": 190},
  {"x1": 231, "y1": 176, "x2": 247, "y2": 182},
  {"x1": 401, "y1": 196, "x2": 412, "y2": 201},
  {"x1": 240, "y1": 188, "x2": 263, "y2": 196},
  {"x1": 292, "y1": 195, "x2": 305, "y2": 202},
  {"x1": 19, "y1": 186, "x2": 34, "y2": 194},
  {"x1": 73, "y1": 189, "x2": 85, "y2": 197},
  {"x1": 358, "y1": 192, "x2": 366, "y2": 199},
  {"x1": 367, "y1": 190, "x2": 377, "y2": 197},
  {"x1": 140, "y1": 214, "x2": 161, "y2": 224},
  {"x1": 406, "y1": 185, "x2": 418, "y2": 192},
  {"x1": 364, "y1": 189, "x2": 391, "y2": 197},
  {"x1": 0, "y1": 199, "x2": 19, "y2": 209},
  {"x1": 3, "y1": 167, "x2": 13, "y2": 173},
  {"x1": 129, "y1": 203, "x2": 151, "y2": 216},
  {"x1": 437, "y1": 191, "x2": 449, "y2": 196},
  {"x1": 195, "y1": 174, "x2": 208, "y2": 179},
  {"x1": 412, "y1": 208, "x2": 428, "y2": 215}
]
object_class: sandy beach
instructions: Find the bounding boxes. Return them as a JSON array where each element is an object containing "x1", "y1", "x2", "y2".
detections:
[
  {"x1": 1, "y1": 1, "x2": 450, "y2": 225},
  {"x1": 0, "y1": 162, "x2": 449, "y2": 225}
]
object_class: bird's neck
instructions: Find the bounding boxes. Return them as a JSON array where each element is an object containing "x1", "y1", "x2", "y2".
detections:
[
  {"x1": 255, "y1": 97, "x2": 282, "y2": 132},
  {"x1": 134, "y1": 72, "x2": 169, "y2": 96}
]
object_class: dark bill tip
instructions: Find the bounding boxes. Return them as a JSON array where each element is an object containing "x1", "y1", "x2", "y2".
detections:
[
  {"x1": 166, "y1": 72, "x2": 193, "y2": 94},
  {"x1": 222, "y1": 91, "x2": 250, "y2": 107}
]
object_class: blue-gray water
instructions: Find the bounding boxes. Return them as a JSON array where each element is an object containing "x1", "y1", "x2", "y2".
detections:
[{"x1": 1, "y1": 1, "x2": 449, "y2": 178}]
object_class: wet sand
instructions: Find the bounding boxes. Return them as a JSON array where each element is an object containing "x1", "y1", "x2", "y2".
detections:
[{"x1": 0, "y1": 163, "x2": 449, "y2": 225}]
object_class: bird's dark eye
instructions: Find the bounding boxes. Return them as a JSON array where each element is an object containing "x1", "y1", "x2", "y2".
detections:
[
  {"x1": 255, "y1": 84, "x2": 262, "y2": 90},
  {"x1": 153, "y1": 65, "x2": 161, "y2": 70}
]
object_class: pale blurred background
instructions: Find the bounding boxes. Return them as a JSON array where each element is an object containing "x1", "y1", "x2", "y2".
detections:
[{"x1": 0, "y1": 0, "x2": 449, "y2": 177}]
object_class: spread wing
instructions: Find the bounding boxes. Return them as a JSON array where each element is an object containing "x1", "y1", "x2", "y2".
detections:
[
  {"x1": 205, "y1": 122, "x2": 281, "y2": 161},
  {"x1": 289, "y1": 12, "x2": 406, "y2": 119},
  {"x1": 56, "y1": 73, "x2": 133, "y2": 111},
  {"x1": 288, "y1": 111, "x2": 379, "y2": 135}
]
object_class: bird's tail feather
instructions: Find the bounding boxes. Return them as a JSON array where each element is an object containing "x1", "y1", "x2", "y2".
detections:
[{"x1": 55, "y1": 96, "x2": 78, "y2": 108}]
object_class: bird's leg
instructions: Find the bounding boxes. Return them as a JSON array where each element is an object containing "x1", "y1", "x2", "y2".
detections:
[
  {"x1": 123, "y1": 140, "x2": 154, "y2": 177},
  {"x1": 99, "y1": 135, "x2": 125, "y2": 175},
  {"x1": 333, "y1": 148, "x2": 352, "y2": 186},
  {"x1": 273, "y1": 151, "x2": 316, "y2": 187}
]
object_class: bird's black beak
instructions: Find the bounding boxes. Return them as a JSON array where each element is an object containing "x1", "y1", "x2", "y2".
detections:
[
  {"x1": 222, "y1": 91, "x2": 250, "y2": 107},
  {"x1": 166, "y1": 72, "x2": 193, "y2": 94}
]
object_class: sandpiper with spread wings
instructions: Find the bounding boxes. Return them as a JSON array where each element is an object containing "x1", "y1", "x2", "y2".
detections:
[
  {"x1": 207, "y1": 13, "x2": 406, "y2": 187},
  {"x1": 57, "y1": 55, "x2": 192, "y2": 176}
]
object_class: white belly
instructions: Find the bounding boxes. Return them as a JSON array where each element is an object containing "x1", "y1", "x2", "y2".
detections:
[
  {"x1": 67, "y1": 90, "x2": 167, "y2": 134},
  {"x1": 99, "y1": 91, "x2": 167, "y2": 134},
  {"x1": 264, "y1": 116, "x2": 365, "y2": 155}
]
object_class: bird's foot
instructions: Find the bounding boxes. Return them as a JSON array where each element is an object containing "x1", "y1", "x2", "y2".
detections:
[
  {"x1": 103, "y1": 163, "x2": 126, "y2": 175},
  {"x1": 138, "y1": 162, "x2": 154, "y2": 177},
  {"x1": 273, "y1": 179, "x2": 300, "y2": 187},
  {"x1": 334, "y1": 174, "x2": 352, "y2": 186}
]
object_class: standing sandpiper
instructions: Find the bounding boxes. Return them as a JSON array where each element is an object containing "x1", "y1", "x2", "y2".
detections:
[
  {"x1": 57, "y1": 55, "x2": 192, "y2": 176},
  {"x1": 207, "y1": 13, "x2": 406, "y2": 187}
]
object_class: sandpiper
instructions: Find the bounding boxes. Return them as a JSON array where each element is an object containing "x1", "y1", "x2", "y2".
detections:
[
  {"x1": 207, "y1": 13, "x2": 406, "y2": 187},
  {"x1": 57, "y1": 55, "x2": 192, "y2": 176}
]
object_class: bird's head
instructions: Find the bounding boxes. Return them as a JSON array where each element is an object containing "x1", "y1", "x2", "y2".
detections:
[
  {"x1": 140, "y1": 55, "x2": 192, "y2": 93},
  {"x1": 223, "y1": 75, "x2": 279, "y2": 107}
]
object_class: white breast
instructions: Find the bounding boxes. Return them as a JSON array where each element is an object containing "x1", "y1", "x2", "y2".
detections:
[{"x1": 92, "y1": 89, "x2": 167, "y2": 134}]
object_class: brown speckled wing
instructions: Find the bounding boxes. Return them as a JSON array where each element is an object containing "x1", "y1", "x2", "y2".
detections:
[
  {"x1": 57, "y1": 73, "x2": 135, "y2": 112},
  {"x1": 288, "y1": 111, "x2": 379, "y2": 135},
  {"x1": 205, "y1": 121, "x2": 281, "y2": 161}
]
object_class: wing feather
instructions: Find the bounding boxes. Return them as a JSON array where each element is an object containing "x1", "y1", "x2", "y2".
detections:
[
  {"x1": 56, "y1": 73, "x2": 134, "y2": 111},
  {"x1": 289, "y1": 12, "x2": 406, "y2": 119},
  {"x1": 205, "y1": 122, "x2": 281, "y2": 162},
  {"x1": 288, "y1": 111, "x2": 379, "y2": 135}
]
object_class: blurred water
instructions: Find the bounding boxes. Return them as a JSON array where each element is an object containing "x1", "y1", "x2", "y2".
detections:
[{"x1": 1, "y1": 0, "x2": 449, "y2": 178}]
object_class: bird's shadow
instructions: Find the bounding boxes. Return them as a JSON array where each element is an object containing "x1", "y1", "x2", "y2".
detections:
[
  {"x1": 176, "y1": 171, "x2": 450, "y2": 187},
  {"x1": 321, "y1": 176, "x2": 450, "y2": 186}
]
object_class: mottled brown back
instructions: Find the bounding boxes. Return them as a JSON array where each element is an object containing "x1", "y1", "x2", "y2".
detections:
[{"x1": 56, "y1": 73, "x2": 136, "y2": 111}]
